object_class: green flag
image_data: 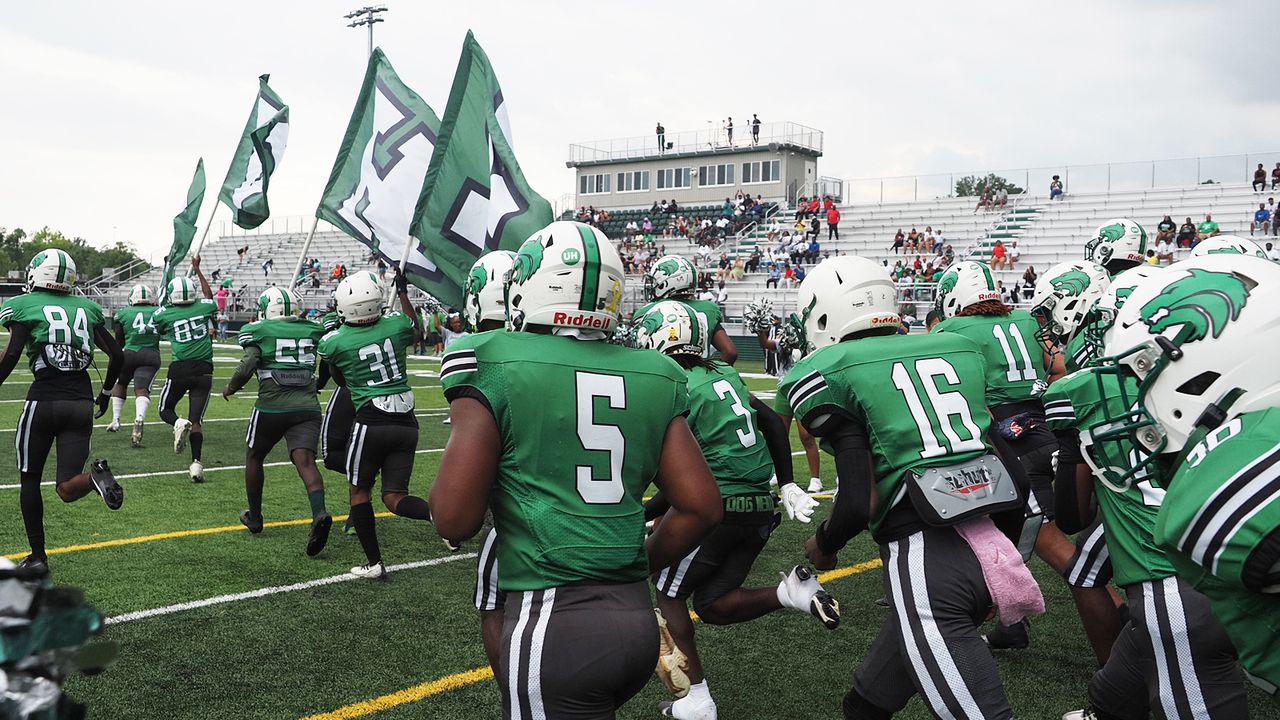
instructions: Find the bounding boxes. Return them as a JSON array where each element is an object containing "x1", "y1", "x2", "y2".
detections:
[
  {"x1": 316, "y1": 49, "x2": 440, "y2": 283},
  {"x1": 164, "y1": 158, "x2": 205, "y2": 294},
  {"x1": 218, "y1": 75, "x2": 289, "y2": 230},
  {"x1": 407, "y1": 31, "x2": 554, "y2": 307}
]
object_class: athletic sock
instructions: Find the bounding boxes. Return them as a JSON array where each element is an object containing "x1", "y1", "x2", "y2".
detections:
[
  {"x1": 308, "y1": 489, "x2": 327, "y2": 519},
  {"x1": 393, "y1": 495, "x2": 431, "y2": 521},
  {"x1": 134, "y1": 396, "x2": 150, "y2": 423},
  {"x1": 190, "y1": 432, "x2": 203, "y2": 462},
  {"x1": 19, "y1": 475, "x2": 45, "y2": 559},
  {"x1": 349, "y1": 502, "x2": 381, "y2": 565},
  {"x1": 110, "y1": 396, "x2": 124, "y2": 423},
  {"x1": 247, "y1": 485, "x2": 263, "y2": 521}
]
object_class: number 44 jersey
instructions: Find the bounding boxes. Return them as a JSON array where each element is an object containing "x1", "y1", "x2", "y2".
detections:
[
  {"x1": 779, "y1": 332, "x2": 993, "y2": 538},
  {"x1": 440, "y1": 331, "x2": 690, "y2": 592}
]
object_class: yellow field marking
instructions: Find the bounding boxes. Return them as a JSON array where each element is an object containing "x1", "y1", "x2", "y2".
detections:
[
  {"x1": 1, "y1": 512, "x2": 395, "y2": 561},
  {"x1": 301, "y1": 557, "x2": 885, "y2": 719}
]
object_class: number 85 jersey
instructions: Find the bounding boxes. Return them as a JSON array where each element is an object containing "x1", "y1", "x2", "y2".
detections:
[
  {"x1": 440, "y1": 331, "x2": 690, "y2": 592},
  {"x1": 151, "y1": 298, "x2": 216, "y2": 363},
  {"x1": 779, "y1": 333, "x2": 993, "y2": 537}
]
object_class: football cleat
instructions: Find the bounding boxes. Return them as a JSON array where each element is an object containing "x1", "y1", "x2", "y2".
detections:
[
  {"x1": 350, "y1": 561, "x2": 387, "y2": 580},
  {"x1": 16, "y1": 554, "x2": 49, "y2": 577},
  {"x1": 89, "y1": 459, "x2": 124, "y2": 510},
  {"x1": 659, "y1": 695, "x2": 717, "y2": 719},
  {"x1": 1062, "y1": 709, "x2": 1101, "y2": 720},
  {"x1": 343, "y1": 518, "x2": 357, "y2": 536},
  {"x1": 806, "y1": 477, "x2": 823, "y2": 494},
  {"x1": 239, "y1": 509, "x2": 264, "y2": 534},
  {"x1": 106, "y1": 419, "x2": 121, "y2": 433},
  {"x1": 654, "y1": 608, "x2": 691, "y2": 698},
  {"x1": 131, "y1": 420, "x2": 144, "y2": 448},
  {"x1": 306, "y1": 513, "x2": 333, "y2": 557},
  {"x1": 983, "y1": 619, "x2": 1030, "y2": 650},
  {"x1": 442, "y1": 417, "x2": 452, "y2": 425},
  {"x1": 443, "y1": 538, "x2": 462, "y2": 552},
  {"x1": 173, "y1": 418, "x2": 191, "y2": 453},
  {"x1": 189, "y1": 460, "x2": 204, "y2": 484},
  {"x1": 778, "y1": 565, "x2": 840, "y2": 629}
]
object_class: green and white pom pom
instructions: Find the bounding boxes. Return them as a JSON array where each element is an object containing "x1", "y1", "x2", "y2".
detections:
[{"x1": 742, "y1": 297, "x2": 776, "y2": 334}]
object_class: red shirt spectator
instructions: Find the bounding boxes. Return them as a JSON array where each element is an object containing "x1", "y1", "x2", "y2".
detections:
[
  {"x1": 826, "y1": 207, "x2": 841, "y2": 225},
  {"x1": 823, "y1": 197, "x2": 834, "y2": 213},
  {"x1": 807, "y1": 198, "x2": 821, "y2": 215}
]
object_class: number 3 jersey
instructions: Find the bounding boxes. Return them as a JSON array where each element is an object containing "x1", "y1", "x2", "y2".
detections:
[
  {"x1": 231, "y1": 318, "x2": 327, "y2": 413},
  {"x1": 151, "y1": 298, "x2": 217, "y2": 364},
  {"x1": 317, "y1": 312, "x2": 415, "y2": 412},
  {"x1": 0, "y1": 290, "x2": 106, "y2": 400},
  {"x1": 440, "y1": 331, "x2": 690, "y2": 592},
  {"x1": 685, "y1": 363, "x2": 774, "y2": 497},
  {"x1": 778, "y1": 332, "x2": 993, "y2": 539}
]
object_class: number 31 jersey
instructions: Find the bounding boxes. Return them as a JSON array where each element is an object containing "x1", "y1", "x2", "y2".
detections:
[
  {"x1": 0, "y1": 290, "x2": 105, "y2": 400},
  {"x1": 440, "y1": 331, "x2": 690, "y2": 592},
  {"x1": 151, "y1": 299, "x2": 216, "y2": 363},
  {"x1": 317, "y1": 312, "x2": 414, "y2": 412},
  {"x1": 779, "y1": 333, "x2": 992, "y2": 538}
]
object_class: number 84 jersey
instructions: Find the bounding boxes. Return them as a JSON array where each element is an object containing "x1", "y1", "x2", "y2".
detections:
[
  {"x1": 0, "y1": 290, "x2": 105, "y2": 399},
  {"x1": 779, "y1": 333, "x2": 993, "y2": 536}
]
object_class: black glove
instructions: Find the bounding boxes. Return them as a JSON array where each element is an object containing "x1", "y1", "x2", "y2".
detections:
[
  {"x1": 94, "y1": 391, "x2": 111, "y2": 419},
  {"x1": 394, "y1": 271, "x2": 409, "y2": 294}
]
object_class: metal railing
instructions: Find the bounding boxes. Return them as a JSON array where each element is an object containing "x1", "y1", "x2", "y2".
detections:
[
  {"x1": 961, "y1": 190, "x2": 1036, "y2": 261},
  {"x1": 568, "y1": 121, "x2": 823, "y2": 165}
]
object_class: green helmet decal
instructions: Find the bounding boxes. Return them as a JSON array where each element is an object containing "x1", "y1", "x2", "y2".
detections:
[
  {"x1": 465, "y1": 264, "x2": 488, "y2": 297},
  {"x1": 258, "y1": 294, "x2": 270, "y2": 314},
  {"x1": 1206, "y1": 247, "x2": 1242, "y2": 255},
  {"x1": 575, "y1": 224, "x2": 601, "y2": 312},
  {"x1": 511, "y1": 237, "x2": 545, "y2": 285},
  {"x1": 937, "y1": 270, "x2": 959, "y2": 296},
  {"x1": 1098, "y1": 223, "x2": 1126, "y2": 243},
  {"x1": 1050, "y1": 268, "x2": 1091, "y2": 296},
  {"x1": 1138, "y1": 269, "x2": 1251, "y2": 344},
  {"x1": 655, "y1": 258, "x2": 681, "y2": 276},
  {"x1": 640, "y1": 308, "x2": 666, "y2": 337},
  {"x1": 1113, "y1": 286, "x2": 1135, "y2": 308}
]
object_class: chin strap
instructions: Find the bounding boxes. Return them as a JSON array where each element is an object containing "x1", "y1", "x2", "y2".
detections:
[{"x1": 1166, "y1": 387, "x2": 1246, "y2": 482}]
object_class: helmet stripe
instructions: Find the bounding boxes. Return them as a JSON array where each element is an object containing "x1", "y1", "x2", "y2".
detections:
[
  {"x1": 978, "y1": 262, "x2": 995, "y2": 290},
  {"x1": 686, "y1": 304, "x2": 701, "y2": 349},
  {"x1": 576, "y1": 224, "x2": 601, "y2": 312},
  {"x1": 56, "y1": 252, "x2": 66, "y2": 284}
]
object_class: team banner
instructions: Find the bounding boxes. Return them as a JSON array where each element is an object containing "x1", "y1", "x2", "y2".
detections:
[
  {"x1": 164, "y1": 158, "x2": 206, "y2": 295},
  {"x1": 217, "y1": 74, "x2": 289, "y2": 229},
  {"x1": 407, "y1": 30, "x2": 554, "y2": 307},
  {"x1": 316, "y1": 48, "x2": 441, "y2": 283}
]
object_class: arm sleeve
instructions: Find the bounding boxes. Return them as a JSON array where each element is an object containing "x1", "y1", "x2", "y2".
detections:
[
  {"x1": 1053, "y1": 429, "x2": 1094, "y2": 534},
  {"x1": 750, "y1": 394, "x2": 794, "y2": 487},
  {"x1": 643, "y1": 491, "x2": 671, "y2": 522},
  {"x1": 94, "y1": 324, "x2": 123, "y2": 391},
  {"x1": 0, "y1": 323, "x2": 29, "y2": 386},
  {"x1": 813, "y1": 416, "x2": 873, "y2": 555},
  {"x1": 227, "y1": 346, "x2": 261, "y2": 394}
]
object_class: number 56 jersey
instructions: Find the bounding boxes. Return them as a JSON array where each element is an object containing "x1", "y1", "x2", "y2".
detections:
[
  {"x1": 779, "y1": 332, "x2": 993, "y2": 538},
  {"x1": 440, "y1": 331, "x2": 690, "y2": 592}
]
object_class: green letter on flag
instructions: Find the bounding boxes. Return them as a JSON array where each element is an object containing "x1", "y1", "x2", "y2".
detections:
[
  {"x1": 164, "y1": 158, "x2": 206, "y2": 293},
  {"x1": 218, "y1": 75, "x2": 289, "y2": 230}
]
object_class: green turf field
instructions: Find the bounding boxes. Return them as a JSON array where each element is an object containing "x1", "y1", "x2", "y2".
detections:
[{"x1": 2, "y1": 347, "x2": 1275, "y2": 719}]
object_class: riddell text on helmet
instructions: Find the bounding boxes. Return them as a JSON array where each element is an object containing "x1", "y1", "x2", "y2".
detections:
[{"x1": 553, "y1": 312, "x2": 610, "y2": 328}]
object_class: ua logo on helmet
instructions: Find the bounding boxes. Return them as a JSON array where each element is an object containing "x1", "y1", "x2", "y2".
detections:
[
  {"x1": 511, "y1": 238, "x2": 544, "y2": 285},
  {"x1": 1139, "y1": 269, "x2": 1251, "y2": 344},
  {"x1": 1050, "y1": 268, "x2": 1091, "y2": 296}
]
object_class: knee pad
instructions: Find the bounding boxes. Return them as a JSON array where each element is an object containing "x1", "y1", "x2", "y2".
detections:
[{"x1": 842, "y1": 688, "x2": 892, "y2": 720}]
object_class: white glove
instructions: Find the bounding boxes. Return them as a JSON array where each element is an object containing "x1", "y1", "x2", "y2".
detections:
[{"x1": 780, "y1": 483, "x2": 819, "y2": 524}]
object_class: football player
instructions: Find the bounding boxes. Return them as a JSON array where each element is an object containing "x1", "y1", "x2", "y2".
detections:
[
  {"x1": 1048, "y1": 266, "x2": 1248, "y2": 719},
  {"x1": 1188, "y1": 234, "x2": 1268, "y2": 259},
  {"x1": 0, "y1": 250, "x2": 124, "y2": 572},
  {"x1": 1085, "y1": 218, "x2": 1148, "y2": 277},
  {"x1": 429, "y1": 222, "x2": 722, "y2": 720},
  {"x1": 780, "y1": 256, "x2": 1035, "y2": 720},
  {"x1": 151, "y1": 256, "x2": 216, "y2": 482},
  {"x1": 316, "y1": 288, "x2": 355, "y2": 535},
  {"x1": 641, "y1": 255, "x2": 738, "y2": 364},
  {"x1": 317, "y1": 271, "x2": 428, "y2": 579},
  {"x1": 106, "y1": 283, "x2": 161, "y2": 447},
  {"x1": 223, "y1": 287, "x2": 332, "y2": 557},
  {"x1": 636, "y1": 300, "x2": 831, "y2": 720},
  {"x1": 1091, "y1": 254, "x2": 1280, "y2": 700}
]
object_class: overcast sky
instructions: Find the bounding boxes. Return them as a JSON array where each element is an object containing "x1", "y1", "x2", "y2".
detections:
[{"x1": 1, "y1": 0, "x2": 1271, "y2": 261}]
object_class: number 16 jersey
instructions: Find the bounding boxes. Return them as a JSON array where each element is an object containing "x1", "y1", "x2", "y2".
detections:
[{"x1": 441, "y1": 331, "x2": 690, "y2": 592}]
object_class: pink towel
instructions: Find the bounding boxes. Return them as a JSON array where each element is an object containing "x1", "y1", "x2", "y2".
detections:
[{"x1": 954, "y1": 516, "x2": 1045, "y2": 625}]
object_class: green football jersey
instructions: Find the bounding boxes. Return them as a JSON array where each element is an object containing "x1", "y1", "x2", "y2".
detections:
[
  {"x1": 440, "y1": 331, "x2": 690, "y2": 592},
  {"x1": 151, "y1": 299, "x2": 216, "y2": 363},
  {"x1": 114, "y1": 305, "x2": 160, "y2": 351},
  {"x1": 1155, "y1": 407, "x2": 1280, "y2": 593},
  {"x1": 779, "y1": 333, "x2": 992, "y2": 536},
  {"x1": 686, "y1": 363, "x2": 773, "y2": 497},
  {"x1": 1043, "y1": 369, "x2": 1175, "y2": 586},
  {"x1": 0, "y1": 290, "x2": 106, "y2": 399},
  {"x1": 316, "y1": 312, "x2": 414, "y2": 411},
  {"x1": 1064, "y1": 324, "x2": 1096, "y2": 373},
  {"x1": 232, "y1": 318, "x2": 326, "y2": 413},
  {"x1": 321, "y1": 310, "x2": 340, "y2": 333},
  {"x1": 932, "y1": 310, "x2": 1046, "y2": 406}
]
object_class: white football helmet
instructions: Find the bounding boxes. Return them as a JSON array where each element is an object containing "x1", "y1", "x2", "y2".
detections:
[
  {"x1": 128, "y1": 284, "x2": 155, "y2": 305},
  {"x1": 934, "y1": 261, "x2": 1001, "y2": 319},
  {"x1": 464, "y1": 250, "x2": 516, "y2": 330},
  {"x1": 258, "y1": 287, "x2": 303, "y2": 321},
  {"x1": 335, "y1": 272, "x2": 385, "y2": 325},
  {"x1": 795, "y1": 256, "x2": 899, "y2": 351},
  {"x1": 506, "y1": 221, "x2": 625, "y2": 334},
  {"x1": 1029, "y1": 261, "x2": 1111, "y2": 343},
  {"x1": 1097, "y1": 254, "x2": 1280, "y2": 463},
  {"x1": 634, "y1": 300, "x2": 708, "y2": 357},
  {"x1": 646, "y1": 255, "x2": 698, "y2": 300},
  {"x1": 25, "y1": 249, "x2": 77, "y2": 293},
  {"x1": 1085, "y1": 218, "x2": 1148, "y2": 272},
  {"x1": 166, "y1": 277, "x2": 199, "y2": 305},
  {"x1": 1077, "y1": 264, "x2": 1163, "y2": 363},
  {"x1": 1190, "y1": 234, "x2": 1267, "y2": 259}
]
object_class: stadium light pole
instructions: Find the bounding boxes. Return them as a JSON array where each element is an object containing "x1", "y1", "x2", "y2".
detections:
[{"x1": 345, "y1": 5, "x2": 387, "y2": 58}]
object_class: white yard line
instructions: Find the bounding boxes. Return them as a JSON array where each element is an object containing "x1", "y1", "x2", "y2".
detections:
[
  {"x1": 0, "y1": 409, "x2": 449, "y2": 434},
  {"x1": 105, "y1": 553, "x2": 477, "y2": 626}
]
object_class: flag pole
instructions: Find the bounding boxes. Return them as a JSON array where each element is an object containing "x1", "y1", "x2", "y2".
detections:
[
  {"x1": 189, "y1": 201, "x2": 219, "y2": 262},
  {"x1": 290, "y1": 216, "x2": 321, "y2": 289}
]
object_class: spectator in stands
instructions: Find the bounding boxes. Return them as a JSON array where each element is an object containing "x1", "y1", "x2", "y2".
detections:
[
  {"x1": 994, "y1": 186, "x2": 1009, "y2": 209},
  {"x1": 377, "y1": 258, "x2": 387, "y2": 283},
  {"x1": 807, "y1": 216, "x2": 822, "y2": 241},
  {"x1": 807, "y1": 197, "x2": 821, "y2": 218},
  {"x1": 990, "y1": 240, "x2": 1008, "y2": 270},
  {"x1": 1197, "y1": 213, "x2": 1220, "y2": 241},
  {"x1": 1155, "y1": 215, "x2": 1176, "y2": 245},
  {"x1": 215, "y1": 284, "x2": 229, "y2": 314},
  {"x1": 794, "y1": 196, "x2": 809, "y2": 220},
  {"x1": 1008, "y1": 240, "x2": 1020, "y2": 269},
  {"x1": 827, "y1": 205, "x2": 841, "y2": 240},
  {"x1": 806, "y1": 238, "x2": 821, "y2": 263},
  {"x1": 891, "y1": 229, "x2": 905, "y2": 254},
  {"x1": 793, "y1": 264, "x2": 807, "y2": 285},
  {"x1": 238, "y1": 244, "x2": 250, "y2": 263},
  {"x1": 725, "y1": 117, "x2": 734, "y2": 145},
  {"x1": 1049, "y1": 175, "x2": 1064, "y2": 200},
  {"x1": 766, "y1": 264, "x2": 780, "y2": 288},
  {"x1": 782, "y1": 264, "x2": 796, "y2": 287},
  {"x1": 1273, "y1": 163, "x2": 1280, "y2": 190},
  {"x1": 656, "y1": 122, "x2": 665, "y2": 152},
  {"x1": 975, "y1": 185, "x2": 992, "y2": 213},
  {"x1": 1145, "y1": 249, "x2": 1160, "y2": 266},
  {"x1": 1266, "y1": 241, "x2": 1280, "y2": 262},
  {"x1": 1252, "y1": 203, "x2": 1271, "y2": 236},
  {"x1": 716, "y1": 282, "x2": 729, "y2": 315},
  {"x1": 1254, "y1": 163, "x2": 1268, "y2": 192},
  {"x1": 1022, "y1": 266, "x2": 1037, "y2": 300},
  {"x1": 1156, "y1": 235, "x2": 1175, "y2": 265},
  {"x1": 730, "y1": 257, "x2": 745, "y2": 282},
  {"x1": 641, "y1": 217, "x2": 653, "y2": 235},
  {"x1": 262, "y1": 257, "x2": 273, "y2": 277},
  {"x1": 1177, "y1": 217, "x2": 1197, "y2": 248},
  {"x1": 904, "y1": 228, "x2": 919, "y2": 254},
  {"x1": 751, "y1": 114, "x2": 761, "y2": 145},
  {"x1": 624, "y1": 219, "x2": 638, "y2": 238},
  {"x1": 921, "y1": 229, "x2": 935, "y2": 254}
]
